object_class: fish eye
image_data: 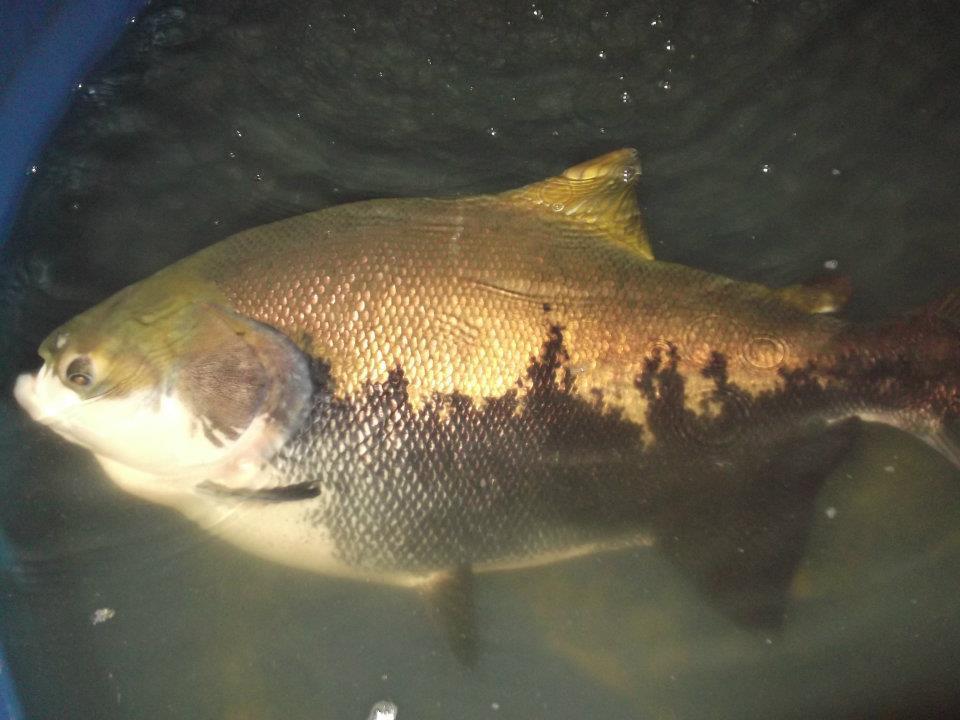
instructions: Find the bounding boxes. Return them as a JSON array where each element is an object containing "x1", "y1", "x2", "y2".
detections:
[{"x1": 65, "y1": 356, "x2": 94, "y2": 388}]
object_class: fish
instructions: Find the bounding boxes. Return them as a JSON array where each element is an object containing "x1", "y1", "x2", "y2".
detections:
[{"x1": 12, "y1": 149, "x2": 960, "y2": 663}]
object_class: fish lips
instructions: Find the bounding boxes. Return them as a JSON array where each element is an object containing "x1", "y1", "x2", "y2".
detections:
[
  {"x1": 13, "y1": 369, "x2": 48, "y2": 424},
  {"x1": 13, "y1": 365, "x2": 90, "y2": 433}
]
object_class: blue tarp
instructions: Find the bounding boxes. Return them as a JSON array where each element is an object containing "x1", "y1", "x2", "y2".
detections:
[
  {"x1": 0, "y1": 1, "x2": 149, "y2": 717},
  {"x1": 0, "y1": 0, "x2": 149, "y2": 245}
]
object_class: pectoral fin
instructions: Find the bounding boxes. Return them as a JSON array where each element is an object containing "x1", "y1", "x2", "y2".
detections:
[
  {"x1": 422, "y1": 564, "x2": 478, "y2": 667},
  {"x1": 196, "y1": 479, "x2": 321, "y2": 502},
  {"x1": 653, "y1": 419, "x2": 861, "y2": 627}
]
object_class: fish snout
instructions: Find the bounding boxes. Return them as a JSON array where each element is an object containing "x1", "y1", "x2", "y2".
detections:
[
  {"x1": 13, "y1": 364, "x2": 76, "y2": 425},
  {"x1": 13, "y1": 370, "x2": 43, "y2": 421}
]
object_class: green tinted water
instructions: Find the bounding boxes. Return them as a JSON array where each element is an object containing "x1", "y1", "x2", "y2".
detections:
[{"x1": 2, "y1": 1, "x2": 959, "y2": 718}]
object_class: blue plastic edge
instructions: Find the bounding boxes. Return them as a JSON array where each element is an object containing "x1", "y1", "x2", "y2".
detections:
[
  {"x1": 0, "y1": 642, "x2": 23, "y2": 720},
  {"x1": 0, "y1": 0, "x2": 150, "y2": 248},
  {"x1": 0, "y1": 2, "x2": 150, "y2": 718}
]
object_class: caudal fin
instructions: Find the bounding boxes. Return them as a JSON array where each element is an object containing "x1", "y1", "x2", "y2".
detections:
[{"x1": 897, "y1": 288, "x2": 960, "y2": 469}]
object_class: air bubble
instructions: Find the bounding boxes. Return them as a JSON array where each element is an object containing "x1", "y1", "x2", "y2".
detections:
[{"x1": 831, "y1": 167, "x2": 842, "y2": 176}]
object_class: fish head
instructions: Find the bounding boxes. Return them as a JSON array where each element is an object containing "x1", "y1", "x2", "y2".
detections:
[{"x1": 14, "y1": 278, "x2": 312, "y2": 486}]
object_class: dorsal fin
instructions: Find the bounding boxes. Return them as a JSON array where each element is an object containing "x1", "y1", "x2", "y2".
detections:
[
  {"x1": 500, "y1": 148, "x2": 653, "y2": 260},
  {"x1": 775, "y1": 273, "x2": 853, "y2": 314}
]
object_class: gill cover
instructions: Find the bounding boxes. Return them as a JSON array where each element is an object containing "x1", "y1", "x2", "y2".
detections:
[{"x1": 168, "y1": 304, "x2": 313, "y2": 474}]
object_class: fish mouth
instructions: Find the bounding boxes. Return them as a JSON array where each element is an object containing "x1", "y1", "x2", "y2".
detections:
[
  {"x1": 13, "y1": 371, "x2": 44, "y2": 422},
  {"x1": 13, "y1": 367, "x2": 67, "y2": 425}
]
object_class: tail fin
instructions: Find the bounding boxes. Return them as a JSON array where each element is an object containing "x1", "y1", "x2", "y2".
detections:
[
  {"x1": 924, "y1": 288, "x2": 960, "y2": 468},
  {"x1": 897, "y1": 288, "x2": 960, "y2": 469}
]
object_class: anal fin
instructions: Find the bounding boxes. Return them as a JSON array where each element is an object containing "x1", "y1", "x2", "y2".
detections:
[
  {"x1": 653, "y1": 419, "x2": 861, "y2": 627},
  {"x1": 422, "y1": 564, "x2": 478, "y2": 667},
  {"x1": 920, "y1": 424, "x2": 960, "y2": 470}
]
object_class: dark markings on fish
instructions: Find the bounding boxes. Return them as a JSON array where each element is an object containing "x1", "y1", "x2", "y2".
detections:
[
  {"x1": 275, "y1": 325, "x2": 643, "y2": 573},
  {"x1": 197, "y1": 479, "x2": 321, "y2": 502},
  {"x1": 268, "y1": 318, "x2": 960, "y2": 627}
]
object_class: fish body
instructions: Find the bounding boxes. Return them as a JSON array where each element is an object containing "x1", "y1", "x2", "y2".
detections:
[{"x1": 13, "y1": 150, "x2": 960, "y2": 622}]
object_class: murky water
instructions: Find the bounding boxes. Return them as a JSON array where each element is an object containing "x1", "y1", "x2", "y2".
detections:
[{"x1": 2, "y1": 1, "x2": 959, "y2": 718}]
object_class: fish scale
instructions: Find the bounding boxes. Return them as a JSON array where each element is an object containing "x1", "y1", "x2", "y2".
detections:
[{"x1": 271, "y1": 359, "x2": 616, "y2": 574}]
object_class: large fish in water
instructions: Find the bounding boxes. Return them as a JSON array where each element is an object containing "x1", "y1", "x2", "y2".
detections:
[{"x1": 13, "y1": 149, "x2": 960, "y2": 661}]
